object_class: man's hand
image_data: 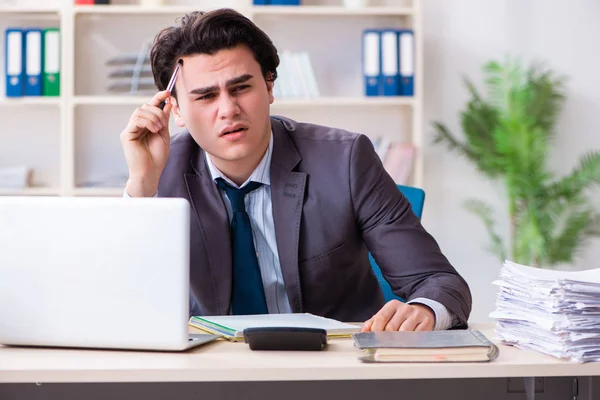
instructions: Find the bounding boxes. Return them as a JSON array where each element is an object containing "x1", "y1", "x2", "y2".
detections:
[
  {"x1": 361, "y1": 300, "x2": 435, "y2": 332},
  {"x1": 120, "y1": 90, "x2": 173, "y2": 197}
]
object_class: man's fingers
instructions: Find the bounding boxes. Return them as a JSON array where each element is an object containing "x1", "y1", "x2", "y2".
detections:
[
  {"x1": 361, "y1": 318, "x2": 374, "y2": 332},
  {"x1": 371, "y1": 300, "x2": 405, "y2": 331},
  {"x1": 414, "y1": 320, "x2": 431, "y2": 331},
  {"x1": 136, "y1": 108, "x2": 164, "y2": 129},
  {"x1": 148, "y1": 90, "x2": 171, "y2": 108},
  {"x1": 157, "y1": 102, "x2": 173, "y2": 140},
  {"x1": 399, "y1": 316, "x2": 420, "y2": 332},
  {"x1": 142, "y1": 100, "x2": 172, "y2": 126},
  {"x1": 124, "y1": 117, "x2": 159, "y2": 141},
  {"x1": 133, "y1": 119, "x2": 160, "y2": 136},
  {"x1": 383, "y1": 308, "x2": 408, "y2": 331},
  {"x1": 410, "y1": 304, "x2": 435, "y2": 331},
  {"x1": 128, "y1": 109, "x2": 163, "y2": 136}
]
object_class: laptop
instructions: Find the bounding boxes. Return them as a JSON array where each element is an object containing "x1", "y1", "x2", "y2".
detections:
[{"x1": 0, "y1": 196, "x2": 220, "y2": 351}]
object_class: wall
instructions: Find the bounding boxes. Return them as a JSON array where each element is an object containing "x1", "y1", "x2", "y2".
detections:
[{"x1": 421, "y1": 0, "x2": 600, "y2": 322}]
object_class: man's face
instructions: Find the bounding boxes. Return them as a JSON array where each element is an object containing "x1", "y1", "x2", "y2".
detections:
[{"x1": 172, "y1": 45, "x2": 274, "y2": 172}]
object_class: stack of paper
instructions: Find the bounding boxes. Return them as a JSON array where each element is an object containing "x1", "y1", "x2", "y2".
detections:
[{"x1": 490, "y1": 260, "x2": 600, "y2": 363}]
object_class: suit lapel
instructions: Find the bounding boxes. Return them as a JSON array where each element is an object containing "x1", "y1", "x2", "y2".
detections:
[
  {"x1": 270, "y1": 118, "x2": 306, "y2": 313},
  {"x1": 184, "y1": 152, "x2": 232, "y2": 315}
]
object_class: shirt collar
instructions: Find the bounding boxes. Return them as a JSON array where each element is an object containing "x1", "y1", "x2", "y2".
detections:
[{"x1": 205, "y1": 131, "x2": 273, "y2": 189}]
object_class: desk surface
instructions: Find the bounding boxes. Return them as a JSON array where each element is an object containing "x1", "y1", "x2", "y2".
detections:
[{"x1": 1, "y1": 323, "x2": 599, "y2": 383}]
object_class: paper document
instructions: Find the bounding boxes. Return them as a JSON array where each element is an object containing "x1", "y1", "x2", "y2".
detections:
[
  {"x1": 189, "y1": 313, "x2": 359, "y2": 341},
  {"x1": 491, "y1": 260, "x2": 600, "y2": 362}
]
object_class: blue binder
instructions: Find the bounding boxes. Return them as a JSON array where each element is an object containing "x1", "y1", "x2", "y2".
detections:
[
  {"x1": 5, "y1": 28, "x2": 24, "y2": 97},
  {"x1": 362, "y1": 29, "x2": 381, "y2": 96},
  {"x1": 269, "y1": 0, "x2": 300, "y2": 4},
  {"x1": 381, "y1": 29, "x2": 400, "y2": 96},
  {"x1": 253, "y1": 0, "x2": 269, "y2": 4},
  {"x1": 24, "y1": 28, "x2": 43, "y2": 96},
  {"x1": 398, "y1": 29, "x2": 414, "y2": 96}
]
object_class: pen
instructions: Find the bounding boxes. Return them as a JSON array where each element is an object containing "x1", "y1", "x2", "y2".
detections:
[{"x1": 158, "y1": 59, "x2": 183, "y2": 110}]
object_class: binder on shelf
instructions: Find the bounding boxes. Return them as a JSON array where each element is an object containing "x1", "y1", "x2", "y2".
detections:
[
  {"x1": 42, "y1": 28, "x2": 60, "y2": 97},
  {"x1": 398, "y1": 29, "x2": 414, "y2": 96},
  {"x1": 381, "y1": 29, "x2": 400, "y2": 96},
  {"x1": 362, "y1": 29, "x2": 381, "y2": 97},
  {"x1": 5, "y1": 28, "x2": 24, "y2": 97},
  {"x1": 269, "y1": 0, "x2": 301, "y2": 5},
  {"x1": 253, "y1": 0, "x2": 270, "y2": 4},
  {"x1": 298, "y1": 51, "x2": 320, "y2": 98},
  {"x1": 24, "y1": 29, "x2": 43, "y2": 96}
]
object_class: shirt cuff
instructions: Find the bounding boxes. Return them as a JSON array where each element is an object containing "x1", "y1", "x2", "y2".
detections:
[{"x1": 407, "y1": 297, "x2": 455, "y2": 330}]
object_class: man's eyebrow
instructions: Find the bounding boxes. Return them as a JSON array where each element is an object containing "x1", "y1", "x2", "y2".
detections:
[{"x1": 188, "y1": 74, "x2": 254, "y2": 96}]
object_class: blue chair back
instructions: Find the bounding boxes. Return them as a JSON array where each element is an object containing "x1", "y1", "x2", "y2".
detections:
[{"x1": 369, "y1": 185, "x2": 425, "y2": 302}]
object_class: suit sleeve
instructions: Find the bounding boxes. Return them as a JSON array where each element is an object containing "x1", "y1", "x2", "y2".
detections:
[{"x1": 349, "y1": 134, "x2": 472, "y2": 328}]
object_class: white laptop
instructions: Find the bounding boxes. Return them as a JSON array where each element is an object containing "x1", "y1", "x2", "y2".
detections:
[{"x1": 0, "y1": 196, "x2": 219, "y2": 351}]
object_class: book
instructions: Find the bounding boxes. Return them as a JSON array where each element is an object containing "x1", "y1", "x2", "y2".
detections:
[
  {"x1": 352, "y1": 330, "x2": 499, "y2": 363},
  {"x1": 189, "y1": 313, "x2": 359, "y2": 342}
]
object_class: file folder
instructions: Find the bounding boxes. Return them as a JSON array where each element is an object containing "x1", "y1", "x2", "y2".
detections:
[
  {"x1": 5, "y1": 28, "x2": 24, "y2": 97},
  {"x1": 24, "y1": 29, "x2": 43, "y2": 96},
  {"x1": 42, "y1": 28, "x2": 60, "y2": 96},
  {"x1": 270, "y1": 0, "x2": 300, "y2": 4},
  {"x1": 363, "y1": 29, "x2": 381, "y2": 96},
  {"x1": 381, "y1": 29, "x2": 400, "y2": 96},
  {"x1": 398, "y1": 30, "x2": 414, "y2": 96}
]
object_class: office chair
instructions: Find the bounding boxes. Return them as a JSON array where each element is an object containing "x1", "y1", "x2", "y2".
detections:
[{"x1": 369, "y1": 184, "x2": 426, "y2": 302}]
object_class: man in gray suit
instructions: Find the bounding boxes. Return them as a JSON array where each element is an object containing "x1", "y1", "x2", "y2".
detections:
[{"x1": 120, "y1": 8, "x2": 472, "y2": 331}]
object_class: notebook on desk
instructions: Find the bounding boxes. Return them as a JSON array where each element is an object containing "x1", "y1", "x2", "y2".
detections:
[
  {"x1": 189, "y1": 313, "x2": 359, "y2": 341},
  {"x1": 352, "y1": 330, "x2": 499, "y2": 363}
]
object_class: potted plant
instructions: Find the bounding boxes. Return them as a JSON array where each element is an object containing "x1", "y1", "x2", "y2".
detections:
[{"x1": 432, "y1": 59, "x2": 600, "y2": 268}]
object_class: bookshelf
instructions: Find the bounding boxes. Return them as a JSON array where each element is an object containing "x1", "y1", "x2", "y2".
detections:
[{"x1": 0, "y1": 0, "x2": 423, "y2": 197}]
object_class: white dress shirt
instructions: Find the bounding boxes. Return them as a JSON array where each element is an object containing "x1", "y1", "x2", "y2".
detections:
[{"x1": 125, "y1": 134, "x2": 456, "y2": 329}]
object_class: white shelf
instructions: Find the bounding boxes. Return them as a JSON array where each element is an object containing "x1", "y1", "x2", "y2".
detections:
[
  {"x1": 0, "y1": 97, "x2": 61, "y2": 106},
  {"x1": 73, "y1": 5, "x2": 216, "y2": 15},
  {"x1": 74, "y1": 96, "x2": 148, "y2": 106},
  {"x1": 74, "y1": 187, "x2": 124, "y2": 197},
  {"x1": 71, "y1": 5, "x2": 412, "y2": 16},
  {"x1": 0, "y1": 6, "x2": 60, "y2": 14},
  {"x1": 252, "y1": 6, "x2": 414, "y2": 16},
  {"x1": 74, "y1": 96, "x2": 414, "y2": 107},
  {"x1": 0, "y1": 187, "x2": 60, "y2": 196},
  {"x1": 273, "y1": 97, "x2": 414, "y2": 107}
]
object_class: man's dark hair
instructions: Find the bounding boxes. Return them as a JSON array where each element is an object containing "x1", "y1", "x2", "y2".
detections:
[{"x1": 150, "y1": 8, "x2": 279, "y2": 98}]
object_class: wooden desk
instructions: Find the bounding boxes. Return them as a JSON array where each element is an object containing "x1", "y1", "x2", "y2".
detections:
[{"x1": 1, "y1": 323, "x2": 599, "y2": 384}]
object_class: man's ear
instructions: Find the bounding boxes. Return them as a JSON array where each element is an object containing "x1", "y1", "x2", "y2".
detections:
[
  {"x1": 266, "y1": 74, "x2": 275, "y2": 104},
  {"x1": 170, "y1": 96, "x2": 186, "y2": 127}
]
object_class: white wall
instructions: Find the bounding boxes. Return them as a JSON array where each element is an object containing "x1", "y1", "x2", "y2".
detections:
[{"x1": 421, "y1": 0, "x2": 600, "y2": 322}]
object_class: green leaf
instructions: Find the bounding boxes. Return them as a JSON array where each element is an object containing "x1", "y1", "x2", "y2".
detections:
[
  {"x1": 547, "y1": 152, "x2": 600, "y2": 200},
  {"x1": 548, "y1": 209, "x2": 600, "y2": 264},
  {"x1": 525, "y1": 62, "x2": 567, "y2": 134},
  {"x1": 463, "y1": 199, "x2": 506, "y2": 261},
  {"x1": 431, "y1": 121, "x2": 479, "y2": 162}
]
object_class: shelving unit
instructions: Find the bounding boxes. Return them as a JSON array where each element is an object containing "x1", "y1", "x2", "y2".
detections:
[
  {"x1": 0, "y1": 0, "x2": 422, "y2": 197},
  {"x1": 0, "y1": 97, "x2": 61, "y2": 105},
  {"x1": 0, "y1": 187, "x2": 61, "y2": 196},
  {"x1": 72, "y1": 95, "x2": 414, "y2": 107},
  {"x1": 250, "y1": 5, "x2": 414, "y2": 16}
]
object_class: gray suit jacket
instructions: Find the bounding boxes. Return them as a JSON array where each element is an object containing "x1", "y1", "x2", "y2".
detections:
[{"x1": 158, "y1": 116, "x2": 472, "y2": 327}]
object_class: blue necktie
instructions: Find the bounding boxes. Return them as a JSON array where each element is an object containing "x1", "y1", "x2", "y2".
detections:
[{"x1": 216, "y1": 178, "x2": 268, "y2": 315}]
